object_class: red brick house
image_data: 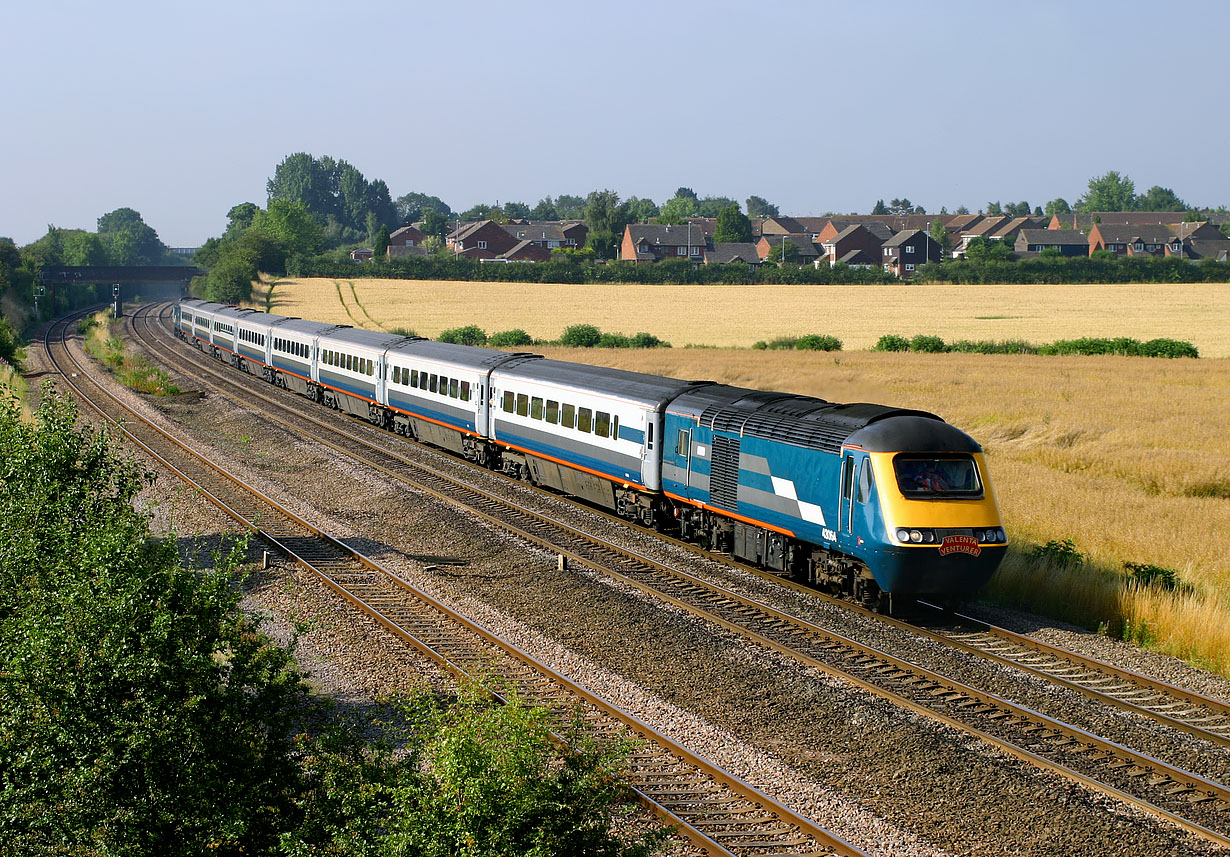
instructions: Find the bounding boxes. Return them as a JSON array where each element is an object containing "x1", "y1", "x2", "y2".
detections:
[
  {"x1": 821, "y1": 224, "x2": 887, "y2": 267},
  {"x1": 446, "y1": 220, "x2": 519, "y2": 260},
  {"x1": 502, "y1": 220, "x2": 588, "y2": 251},
  {"x1": 498, "y1": 240, "x2": 552, "y2": 262},
  {"x1": 620, "y1": 224, "x2": 707, "y2": 262},
  {"x1": 1013, "y1": 229, "x2": 1088, "y2": 256},
  {"x1": 389, "y1": 225, "x2": 425, "y2": 248},
  {"x1": 881, "y1": 229, "x2": 940, "y2": 277},
  {"x1": 1087, "y1": 222, "x2": 1222, "y2": 257},
  {"x1": 755, "y1": 233, "x2": 822, "y2": 264}
]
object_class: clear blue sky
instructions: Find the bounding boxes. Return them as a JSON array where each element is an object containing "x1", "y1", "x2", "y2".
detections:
[{"x1": 3, "y1": 0, "x2": 1227, "y2": 247}]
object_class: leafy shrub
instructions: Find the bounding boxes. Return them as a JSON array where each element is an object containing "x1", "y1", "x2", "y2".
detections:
[
  {"x1": 597, "y1": 332, "x2": 633, "y2": 348},
  {"x1": 751, "y1": 340, "x2": 768, "y2": 350},
  {"x1": 1124, "y1": 561, "x2": 1190, "y2": 592},
  {"x1": 1029, "y1": 538, "x2": 1085, "y2": 567},
  {"x1": 910, "y1": 334, "x2": 947, "y2": 353},
  {"x1": 389, "y1": 326, "x2": 418, "y2": 338},
  {"x1": 764, "y1": 336, "x2": 800, "y2": 350},
  {"x1": 488, "y1": 328, "x2": 534, "y2": 348},
  {"x1": 1139, "y1": 338, "x2": 1199, "y2": 358},
  {"x1": 794, "y1": 334, "x2": 842, "y2": 351},
  {"x1": 630, "y1": 331, "x2": 669, "y2": 348},
  {"x1": 438, "y1": 324, "x2": 488, "y2": 346},
  {"x1": 873, "y1": 334, "x2": 910, "y2": 352},
  {"x1": 558, "y1": 323, "x2": 601, "y2": 348},
  {"x1": 947, "y1": 339, "x2": 1038, "y2": 354}
]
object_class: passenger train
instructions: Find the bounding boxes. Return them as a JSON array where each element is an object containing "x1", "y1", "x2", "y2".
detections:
[{"x1": 175, "y1": 299, "x2": 1007, "y2": 609}]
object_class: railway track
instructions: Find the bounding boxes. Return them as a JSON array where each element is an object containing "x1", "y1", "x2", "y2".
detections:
[
  {"x1": 48, "y1": 307, "x2": 870, "y2": 857},
  {"x1": 133, "y1": 303, "x2": 1230, "y2": 847}
]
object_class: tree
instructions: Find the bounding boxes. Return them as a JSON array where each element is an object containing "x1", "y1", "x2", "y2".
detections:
[
  {"x1": 252, "y1": 199, "x2": 326, "y2": 258},
  {"x1": 1136, "y1": 185, "x2": 1187, "y2": 211},
  {"x1": 502, "y1": 201, "x2": 531, "y2": 220},
  {"x1": 764, "y1": 238, "x2": 800, "y2": 265},
  {"x1": 955, "y1": 205, "x2": 970, "y2": 215},
  {"x1": 624, "y1": 196, "x2": 659, "y2": 223},
  {"x1": 372, "y1": 225, "x2": 390, "y2": 259},
  {"x1": 96, "y1": 207, "x2": 166, "y2": 265},
  {"x1": 657, "y1": 194, "x2": 698, "y2": 225},
  {"x1": 1044, "y1": 197, "x2": 1071, "y2": 216},
  {"x1": 928, "y1": 218, "x2": 951, "y2": 254},
  {"x1": 1077, "y1": 170, "x2": 1137, "y2": 212},
  {"x1": 420, "y1": 209, "x2": 451, "y2": 240},
  {"x1": 746, "y1": 195, "x2": 779, "y2": 218},
  {"x1": 394, "y1": 191, "x2": 452, "y2": 224},
  {"x1": 696, "y1": 195, "x2": 740, "y2": 218},
  {"x1": 714, "y1": 204, "x2": 753, "y2": 243},
  {"x1": 0, "y1": 390, "x2": 312, "y2": 855},
  {"x1": 529, "y1": 197, "x2": 559, "y2": 220},
  {"x1": 1004, "y1": 201, "x2": 1032, "y2": 217},
  {"x1": 583, "y1": 190, "x2": 631, "y2": 259},
  {"x1": 674, "y1": 187, "x2": 697, "y2": 200},
  {"x1": 267, "y1": 152, "x2": 397, "y2": 243},
  {"x1": 553, "y1": 194, "x2": 588, "y2": 219},
  {"x1": 224, "y1": 202, "x2": 260, "y2": 240},
  {"x1": 888, "y1": 198, "x2": 918, "y2": 216},
  {"x1": 871, "y1": 199, "x2": 888, "y2": 215},
  {"x1": 1033, "y1": 205, "x2": 1044, "y2": 216},
  {"x1": 964, "y1": 235, "x2": 1013, "y2": 264},
  {"x1": 985, "y1": 201, "x2": 1004, "y2": 216}
]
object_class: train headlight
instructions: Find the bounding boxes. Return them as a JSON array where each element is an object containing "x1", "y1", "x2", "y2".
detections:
[
  {"x1": 909, "y1": 529, "x2": 923, "y2": 543},
  {"x1": 895, "y1": 528, "x2": 910, "y2": 542}
]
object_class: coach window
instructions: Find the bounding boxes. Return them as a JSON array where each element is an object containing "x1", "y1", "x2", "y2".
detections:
[
  {"x1": 449, "y1": 378, "x2": 459, "y2": 398},
  {"x1": 460, "y1": 381, "x2": 471, "y2": 401},
  {"x1": 612, "y1": 415, "x2": 619, "y2": 438},
  {"x1": 530, "y1": 397, "x2": 543, "y2": 419},
  {"x1": 578, "y1": 407, "x2": 592, "y2": 433},
  {"x1": 502, "y1": 391, "x2": 514, "y2": 412},
  {"x1": 411, "y1": 369, "x2": 419, "y2": 387},
  {"x1": 545, "y1": 400, "x2": 558, "y2": 424},
  {"x1": 677, "y1": 430, "x2": 689, "y2": 457},
  {"x1": 516, "y1": 393, "x2": 529, "y2": 417},
  {"x1": 427, "y1": 373, "x2": 437, "y2": 393},
  {"x1": 561, "y1": 403, "x2": 575, "y2": 428},
  {"x1": 595, "y1": 411, "x2": 610, "y2": 438},
  {"x1": 857, "y1": 459, "x2": 873, "y2": 503}
]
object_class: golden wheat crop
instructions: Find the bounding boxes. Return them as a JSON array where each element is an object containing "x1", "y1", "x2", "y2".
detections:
[
  {"x1": 255, "y1": 277, "x2": 1230, "y2": 358},
  {"x1": 249, "y1": 277, "x2": 1230, "y2": 670}
]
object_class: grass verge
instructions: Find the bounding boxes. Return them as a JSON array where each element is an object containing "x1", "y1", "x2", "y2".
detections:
[{"x1": 81, "y1": 312, "x2": 182, "y2": 396}]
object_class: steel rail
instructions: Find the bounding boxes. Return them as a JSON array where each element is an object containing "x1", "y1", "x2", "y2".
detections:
[
  {"x1": 137, "y1": 303, "x2": 1230, "y2": 847},
  {"x1": 52, "y1": 306, "x2": 865, "y2": 857}
]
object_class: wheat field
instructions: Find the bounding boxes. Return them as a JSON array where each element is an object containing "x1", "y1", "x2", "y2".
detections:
[
  {"x1": 248, "y1": 276, "x2": 1230, "y2": 670},
  {"x1": 254, "y1": 277, "x2": 1230, "y2": 357}
]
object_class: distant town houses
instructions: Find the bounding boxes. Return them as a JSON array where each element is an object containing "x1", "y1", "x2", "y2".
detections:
[{"x1": 355, "y1": 208, "x2": 1230, "y2": 278}]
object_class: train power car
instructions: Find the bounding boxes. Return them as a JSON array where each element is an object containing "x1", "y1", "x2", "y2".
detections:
[{"x1": 173, "y1": 299, "x2": 1006, "y2": 607}]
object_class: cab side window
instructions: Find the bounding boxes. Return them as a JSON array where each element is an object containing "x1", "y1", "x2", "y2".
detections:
[{"x1": 857, "y1": 459, "x2": 873, "y2": 503}]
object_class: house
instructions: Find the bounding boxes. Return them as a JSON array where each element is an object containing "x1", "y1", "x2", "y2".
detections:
[
  {"x1": 815, "y1": 219, "x2": 894, "y2": 244},
  {"x1": 502, "y1": 220, "x2": 588, "y2": 251},
  {"x1": 987, "y1": 216, "x2": 1049, "y2": 243},
  {"x1": 755, "y1": 233, "x2": 822, "y2": 265},
  {"x1": 1014, "y1": 229, "x2": 1088, "y2": 256},
  {"x1": 881, "y1": 229, "x2": 940, "y2": 277},
  {"x1": 704, "y1": 242, "x2": 761, "y2": 267},
  {"x1": 446, "y1": 220, "x2": 520, "y2": 259},
  {"x1": 954, "y1": 216, "x2": 1007, "y2": 256},
  {"x1": 498, "y1": 240, "x2": 552, "y2": 263},
  {"x1": 1087, "y1": 222, "x2": 1222, "y2": 257},
  {"x1": 821, "y1": 224, "x2": 887, "y2": 267},
  {"x1": 349, "y1": 248, "x2": 374, "y2": 262},
  {"x1": 620, "y1": 224, "x2": 707, "y2": 263},
  {"x1": 1048, "y1": 211, "x2": 1225, "y2": 231},
  {"x1": 389, "y1": 225, "x2": 425, "y2": 248}
]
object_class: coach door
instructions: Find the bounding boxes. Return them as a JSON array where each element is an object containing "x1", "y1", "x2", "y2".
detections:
[{"x1": 839, "y1": 452, "x2": 857, "y2": 538}]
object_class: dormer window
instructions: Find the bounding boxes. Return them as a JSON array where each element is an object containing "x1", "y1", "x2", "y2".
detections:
[
  {"x1": 1172, "y1": 241, "x2": 1180, "y2": 251},
  {"x1": 478, "y1": 240, "x2": 488, "y2": 249},
  {"x1": 1133, "y1": 242, "x2": 1143, "y2": 251}
]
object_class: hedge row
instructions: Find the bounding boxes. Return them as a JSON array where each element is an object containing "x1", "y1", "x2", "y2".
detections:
[
  {"x1": 436, "y1": 323, "x2": 670, "y2": 349},
  {"x1": 287, "y1": 248, "x2": 1230, "y2": 286},
  {"x1": 873, "y1": 334, "x2": 1199, "y2": 358}
]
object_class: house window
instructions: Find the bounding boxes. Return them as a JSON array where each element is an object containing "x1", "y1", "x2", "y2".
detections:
[
  {"x1": 1134, "y1": 242, "x2": 1143, "y2": 251},
  {"x1": 690, "y1": 246, "x2": 699, "y2": 256},
  {"x1": 905, "y1": 245, "x2": 915, "y2": 254},
  {"x1": 1172, "y1": 241, "x2": 1180, "y2": 251},
  {"x1": 905, "y1": 263, "x2": 915, "y2": 271},
  {"x1": 884, "y1": 248, "x2": 890, "y2": 256},
  {"x1": 478, "y1": 240, "x2": 488, "y2": 250},
  {"x1": 677, "y1": 246, "x2": 687, "y2": 256}
]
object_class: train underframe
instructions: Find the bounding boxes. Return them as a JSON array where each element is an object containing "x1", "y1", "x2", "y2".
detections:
[{"x1": 185, "y1": 335, "x2": 886, "y2": 609}]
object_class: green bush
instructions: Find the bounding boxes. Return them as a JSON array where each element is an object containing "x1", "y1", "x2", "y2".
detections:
[
  {"x1": 597, "y1": 332, "x2": 633, "y2": 348},
  {"x1": 873, "y1": 334, "x2": 911, "y2": 352},
  {"x1": 1138, "y1": 338, "x2": 1199, "y2": 358},
  {"x1": 1029, "y1": 538, "x2": 1085, "y2": 567},
  {"x1": 558, "y1": 323, "x2": 601, "y2": 348},
  {"x1": 1124, "y1": 561, "x2": 1190, "y2": 592},
  {"x1": 389, "y1": 326, "x2": 418, "y2": 338},
  {"x1": 910, "y1": 334, "x2": 947, "y2": 353},
  {"x1": 630, "y1": 331, "x2": 669, "y2": 348},
  {"x1": 794, "y1": 334, "x2": 842, "y2": 351},
  {"x1": 947, "y1": 339, "x2": 1038, "y2": 355},
  {"x1": 438, "y1": 324, "x2": 488, "y2": 346},
  {"x1": 488, "y1": 328, "x2": 534, "y2": 348},
  {"x1": 764, "y1": 335, "x2": 799, "y2": 350},
  {"x1": 751, "y1": 340, "x2": 768, "y2": 350}
]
